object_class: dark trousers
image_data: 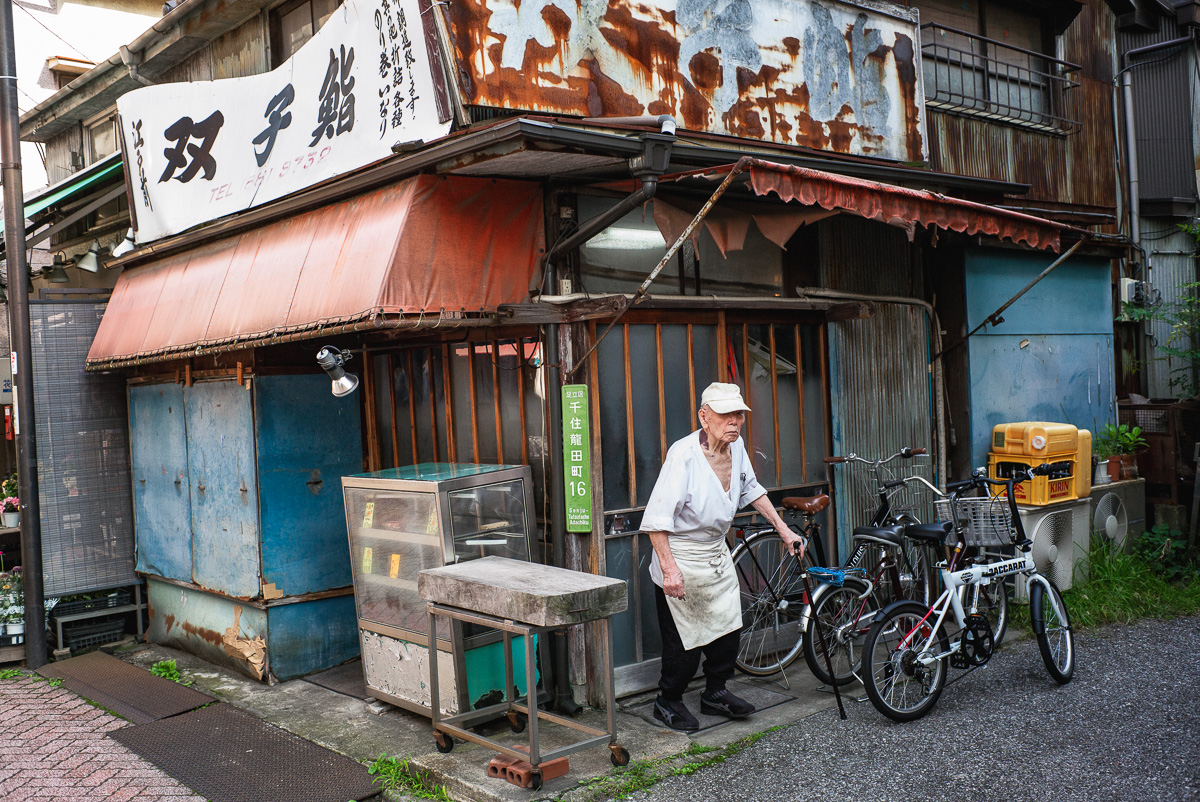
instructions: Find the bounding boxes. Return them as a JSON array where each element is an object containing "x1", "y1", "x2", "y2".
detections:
[{"x1": 655, "y1": 584, "x2": 739, "y2": 701}]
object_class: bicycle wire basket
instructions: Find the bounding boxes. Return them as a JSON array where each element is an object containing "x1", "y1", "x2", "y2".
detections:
[{"x1": 936, "y1": 495, "x2": 1017, "y2": 548}]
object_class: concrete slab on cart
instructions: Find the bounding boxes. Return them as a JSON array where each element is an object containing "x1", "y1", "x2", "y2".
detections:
[{"x1": 119, "y1": 643, "x2": 840, "y2": 802}]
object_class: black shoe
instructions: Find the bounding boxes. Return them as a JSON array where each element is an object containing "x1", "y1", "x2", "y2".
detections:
[
  {"x1": 700, "y1": 688, "x2": 756, "y2": 719},
  {"x1": 653, "y1": 696, "x2": 700, "y2": 732}
]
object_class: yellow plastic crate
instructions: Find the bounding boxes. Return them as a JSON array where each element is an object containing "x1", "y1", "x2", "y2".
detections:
[{"x1": 988, "y1": 454, "x2": 1078, "y2": 505}]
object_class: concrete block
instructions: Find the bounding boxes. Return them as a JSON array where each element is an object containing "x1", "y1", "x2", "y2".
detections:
[{"x1": 418, "y1": 557, "x2": 627, "y2": 626}]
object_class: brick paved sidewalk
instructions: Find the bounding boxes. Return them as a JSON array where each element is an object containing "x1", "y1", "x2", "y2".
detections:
[{"x1": 0, "y1": 670, "x2": 206, "y2": 802}]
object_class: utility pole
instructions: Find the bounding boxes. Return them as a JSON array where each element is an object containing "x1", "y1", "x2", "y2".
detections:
[{"x1": 0, "y1": 0, "x2": 46, "y2": 668}]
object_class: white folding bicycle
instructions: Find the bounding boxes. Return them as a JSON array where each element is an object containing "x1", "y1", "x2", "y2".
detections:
[{"x1": 861, "y1": 465, "x2": 1076, "y2": 722}]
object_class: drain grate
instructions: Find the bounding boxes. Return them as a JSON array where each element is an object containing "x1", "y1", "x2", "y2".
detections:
[
  {"x1": 38, "y1": 651, "x2": 212, "y2": 724},
  {"x1": 110, "y1": 703, "x2": 379, "y2": 802}
]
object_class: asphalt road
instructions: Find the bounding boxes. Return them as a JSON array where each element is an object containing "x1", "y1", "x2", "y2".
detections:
[{"x1": 630, "y1": 616, "x2": 1200, "y2": 802}]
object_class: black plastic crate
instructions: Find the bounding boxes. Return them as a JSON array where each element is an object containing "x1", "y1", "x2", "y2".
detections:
[
  {"x1": 63, "y1": 617, "x2": 126, "y2": 652},
  {"x1": 52, "y1": 589, "x2": 133, "y2": 619}
]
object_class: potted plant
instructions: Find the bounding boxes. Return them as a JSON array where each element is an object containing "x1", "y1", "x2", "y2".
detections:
[
  {"x1": 0, "y1": 568, "x2": 21, "y2": 641},
  {"x1": 2, "y1": 496, "x2": 18, "y2": 529},
  {"x1": 1096, "y1": 423, "x2": 1147, "y2": 480}
]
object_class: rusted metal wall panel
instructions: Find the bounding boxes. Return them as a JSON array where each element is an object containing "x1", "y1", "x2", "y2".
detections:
[
  {"x1": 819, "y1": 216, "x2": 918, "y2": 297},
  {"x1": 926, "y1": 0, "x2": 1117, "y2": 213},
  {"x1": 210, "y1": 13, "x2": 269, "y2": 80},
  {"x1": 827, "y1": 303, "x2": 934, "y2": 555},
  {"x1": 444, "y1": 0, "x2": 926, "y2": 162},
  {"x1": 1144, "y1": 222, "x2": 1199, "y2": 398},
  {"x1": 927, "y1": 78, "x2": 1115, "y2": 211},
  {"x1": 147, "y1": 578, "x2": 270, "y2": 680}
]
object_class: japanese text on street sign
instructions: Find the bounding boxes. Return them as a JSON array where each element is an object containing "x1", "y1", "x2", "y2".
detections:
[
  {"x1": 562, "y1": 385, "x2": 592, "y2": 533},
  {"x1": 117, "y1": 0, "x2": 450, "y2": 244}
]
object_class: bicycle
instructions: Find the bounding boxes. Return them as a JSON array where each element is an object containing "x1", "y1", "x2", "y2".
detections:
[
  {"x1": 861, "y1": 464, "x2": 1076, "y2": 722},
  {"x1": 730, "y1": 447, "x2": 936, "y2": 679},
  {"x1": 729, "y1": 496, "x2": 827, "y2": 676},
  {"x1": 799, "y1": 448, "x2": 942, "y2": 686}
]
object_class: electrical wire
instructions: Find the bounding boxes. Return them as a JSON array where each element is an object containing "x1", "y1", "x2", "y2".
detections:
[{"x1": 14, "y1": 2, "x2": 95, "y2": 63}]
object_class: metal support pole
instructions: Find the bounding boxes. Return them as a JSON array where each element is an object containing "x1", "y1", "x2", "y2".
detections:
[{"x1": 0, "y1": 0, "x2": 46, "y2": 668}]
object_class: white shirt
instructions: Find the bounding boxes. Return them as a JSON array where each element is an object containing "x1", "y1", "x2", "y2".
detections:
[{"x1": 642, "y1": 430, "x2": 767, "y2": 586}]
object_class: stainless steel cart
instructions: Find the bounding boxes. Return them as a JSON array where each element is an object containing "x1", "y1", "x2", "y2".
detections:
[{"x1": 419, "y1": 557, "x2": 629, "y2": 791}]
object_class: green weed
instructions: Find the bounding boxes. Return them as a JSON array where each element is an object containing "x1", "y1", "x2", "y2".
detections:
[
  {"x1": 1061, "y1": 532, "x2": 1200, "y2": 630},
  {"x1": 149, "y1": 659, "x2": 192, "y2": 686},
  {"x1": 367, "y1": 753, "x2": 454, "y2": 801},
  {"x1": 0, "y1": 668, "x2": 62, "y2": 687}
]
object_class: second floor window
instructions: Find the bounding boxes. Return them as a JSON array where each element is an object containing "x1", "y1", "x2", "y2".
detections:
[
  {"x1": 87, "y1": 113, "x2": 119, "y2": 163},
  {"x1": 916, "y1": 0, "x2": 1081, "y2": 134},
  {"x1": 270, "y1": 0, "x2": 341, "y2": 67}
]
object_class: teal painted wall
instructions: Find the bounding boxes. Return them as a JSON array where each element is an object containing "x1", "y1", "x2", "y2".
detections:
[{"x1": 965, "y1": 249, "x2": 1115, "y2": 470}]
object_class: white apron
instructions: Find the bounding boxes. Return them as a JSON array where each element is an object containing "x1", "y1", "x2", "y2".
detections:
[{"x1": 662, "y1": 536, "x2": 742, "y2": 651}]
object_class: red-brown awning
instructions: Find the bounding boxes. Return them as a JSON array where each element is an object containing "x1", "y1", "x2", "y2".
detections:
[
  {"x1": 659, "y1": 158, "x2": 1078, "y2": 253},
  {"x1": 87, "y1": 174, "x2": 545, "y2": 369}
]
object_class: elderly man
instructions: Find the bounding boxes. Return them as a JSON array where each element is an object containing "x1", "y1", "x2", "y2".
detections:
[{"x1": 642, "y1": 382, "x2": 805, "y2": 732}]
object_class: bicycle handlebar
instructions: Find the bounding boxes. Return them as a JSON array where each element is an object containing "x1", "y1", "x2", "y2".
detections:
[{"x1": 824, "y1": 447, "x2": 929, "y2": 467}]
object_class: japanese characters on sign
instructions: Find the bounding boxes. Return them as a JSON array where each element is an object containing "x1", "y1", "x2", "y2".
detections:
[
  {"x1": 561, "y1": 385, "x2": 592, "y2": 534},
  {"x1": 117, "y1": 0, "x2": 450, "y2": 244}
]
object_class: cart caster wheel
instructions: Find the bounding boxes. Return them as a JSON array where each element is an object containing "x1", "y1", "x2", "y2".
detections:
[
  {"x1": 529, "y1": 770, "x2": 542, "y2": 791},
  {"x1": 609, "y1": 745, "x2": 630, "y2": 767},
  {"x1": 507, "y1": 711, "x2": 527, "y2": 733},
  {"x1": 433, "y1": 732, "x2": 454, "y2": 754}
]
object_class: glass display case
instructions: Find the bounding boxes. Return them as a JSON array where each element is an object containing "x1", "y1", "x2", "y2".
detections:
[{"x1": 341, "y1": 463, "x2": 535, "y2": 716}]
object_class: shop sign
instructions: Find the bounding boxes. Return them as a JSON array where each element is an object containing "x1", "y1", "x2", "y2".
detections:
[
  {"x1": 117, "y1": 0, "x2": 451, "y2": 244},
  {"x1": 561, "y1": 385, "x2": 592, "y2": 533}
]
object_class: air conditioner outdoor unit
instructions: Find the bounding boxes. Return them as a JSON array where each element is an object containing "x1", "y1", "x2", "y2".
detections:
[
  {"x1": 1014, "y1": 499, "x2": 1090, "y2": 602},
  {"x1": 1087, "y1": 479, "x2": 1146, "y2": 546}
]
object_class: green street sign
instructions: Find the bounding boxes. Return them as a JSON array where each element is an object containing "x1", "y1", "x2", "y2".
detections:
[{"x1": 562, "y1": 384, "x2": 592, "y2": 533}]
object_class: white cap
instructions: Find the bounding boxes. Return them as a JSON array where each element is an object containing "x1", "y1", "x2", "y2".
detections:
[{"x1": 700, "y1": 382, "x2": 751, "y2": 414}]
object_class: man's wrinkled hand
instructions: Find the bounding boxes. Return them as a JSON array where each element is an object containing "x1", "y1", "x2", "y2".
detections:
[{"x1": 662, "y1": 568, "x2": 686, "y2": 599}]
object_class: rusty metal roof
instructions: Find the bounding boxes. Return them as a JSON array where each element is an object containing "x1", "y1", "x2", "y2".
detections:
[{"x1": 86, "y1": 174, "x2": 545, "y2": 370}]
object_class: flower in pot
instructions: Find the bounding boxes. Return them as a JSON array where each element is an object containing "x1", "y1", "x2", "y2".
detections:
[
  {"x1": 1, "y1": 496, "x2": 18, "y2": 528},
  {"x1": 0, "y1": 569, "x2": 21, "y2": 639}
]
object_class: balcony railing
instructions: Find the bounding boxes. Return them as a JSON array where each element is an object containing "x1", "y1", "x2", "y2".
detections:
[{"x1": 920, "y1": 23, "x2": 1081, "y2": 135}]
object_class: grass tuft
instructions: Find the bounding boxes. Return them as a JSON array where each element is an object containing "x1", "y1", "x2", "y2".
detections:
[
  {"x1": 367, "y1": 753, "x2": 454, "y2": 801},
  {"x1": 1061, "y1": 531, "x2": 1200, "y2": 630}
]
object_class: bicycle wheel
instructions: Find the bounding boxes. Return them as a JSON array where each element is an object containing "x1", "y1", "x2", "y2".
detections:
[
  {"x1": 899, "y1": 539, "x2": 936, "y2": 606},
  {"x1": 1030, "y1": 578, "x2": 1075, "y2": 683},
  {"x1": 862, "y1": 601, "x2": 948, "y2": 722},
  {"x1": 802, "y1": 576, "x2": 881, "y2": 686},
  {"x1": 965, "y1": 578, "x2": 1009, "y2": 646},
  {"x1": 731, "y1": 532, "x2": 811, "y2": 676}
]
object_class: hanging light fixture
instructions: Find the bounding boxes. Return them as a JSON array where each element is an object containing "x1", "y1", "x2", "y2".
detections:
[
  {"x1": 316, "y1": 346, "x2": 359, "y2": 397},
  {"x1": 75, "y1": 241, "x2": 101, "y2": 273},
  {"x1": 111, "y1": 228, "x2": 136, "y2": 258},
  {"x1": 45, "y1": 252, "x2": 69, "y2": 283}
]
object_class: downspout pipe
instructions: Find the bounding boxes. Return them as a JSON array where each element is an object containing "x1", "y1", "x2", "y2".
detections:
[{"x1": 119, "y1": 46, "x2": 155, "y2": 86}]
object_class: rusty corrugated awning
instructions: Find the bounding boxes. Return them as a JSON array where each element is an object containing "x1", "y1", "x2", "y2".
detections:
[
  {"x1": 663, "y1": 158, "x2": 1079, "y2": 253},
  {"x1": 87, "y1": 175, "x2": 545, "y2": 370}
]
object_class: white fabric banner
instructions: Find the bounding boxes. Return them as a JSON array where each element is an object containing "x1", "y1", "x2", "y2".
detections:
[{"x1": 118, "y1": 0, "x2": 450, "y2": 243}]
